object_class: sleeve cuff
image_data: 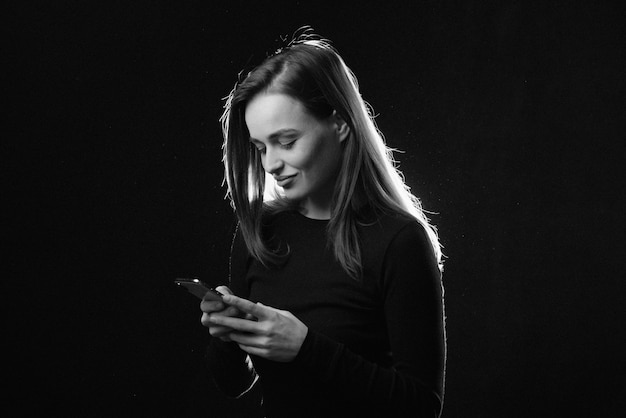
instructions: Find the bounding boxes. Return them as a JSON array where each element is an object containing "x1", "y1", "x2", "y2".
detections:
[{"x1": 292, "y1": 329, "x2": 344, "y2": 382}]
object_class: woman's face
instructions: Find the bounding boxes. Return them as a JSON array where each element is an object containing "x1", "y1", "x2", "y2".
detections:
[{"x1": 245, "y1": 92, "x2": 348, "y2": 219}]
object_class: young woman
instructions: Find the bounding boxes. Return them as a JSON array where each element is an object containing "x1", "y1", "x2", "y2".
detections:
[{"x1": 200, "y1": 29, "x2": 446, "y2": 417}]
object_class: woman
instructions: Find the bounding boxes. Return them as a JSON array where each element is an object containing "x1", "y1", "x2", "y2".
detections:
[{"x1": 201, "y1": 29, "x2": 446, "y2": 417}]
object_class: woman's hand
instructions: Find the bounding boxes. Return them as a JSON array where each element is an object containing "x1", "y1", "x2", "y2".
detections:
[
  {"x1": 200, "y1": 286, "x2": 242, "y2": 342},
  {"x1": 208, "y1": 294, "x2": 308, "y2": 363}
]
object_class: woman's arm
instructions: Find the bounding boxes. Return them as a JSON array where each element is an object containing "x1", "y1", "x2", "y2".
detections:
[
  {"x1": 293, "y1": 222, "x2": 446, "y2": 416},
  {"x1": 207, "y1": 221, "x2": 446, "y2": 414}
]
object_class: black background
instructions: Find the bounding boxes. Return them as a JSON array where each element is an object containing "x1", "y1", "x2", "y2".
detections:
[{"x1": 8, "y1": 1, "x2": 625, "y2": 417}]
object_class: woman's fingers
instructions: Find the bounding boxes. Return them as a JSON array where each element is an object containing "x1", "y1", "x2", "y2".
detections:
[
  {"x1": 202, "y1": 312, "x2": 234, "y2": 340},
  {"x1": 204, "y1": 295, "x2": 307, "y2": 362},
  {"x1": 199, "y1": 286, "x2": 234, "y2": 313},
  {"x1": 228, "y1": 331, "x2": 269, "y2": 348},
  {"x1": 201, "y1": 312, "x2": 224, "y2": 328},
  {"x1": 201, "y1": 293, "x2": 306, "y2": 361},
  {"x1": 200, "y1": 300, "x2": 224, "y2": 313},
  {"x1": 209, "y1": 314, "x2": 263, "y2": 333},
  {"x1": 235, "y1": 344, "x2": 268, "y2": 358},
  {"x1": 215, "y1": 285, "x2": 233, "y2": 296},
  {"x1": 198, "y1": 286, "x2": 244, "y2": 342},
  {"x1": 221, "y1": 294, "x2": 271, "y2": 320}
]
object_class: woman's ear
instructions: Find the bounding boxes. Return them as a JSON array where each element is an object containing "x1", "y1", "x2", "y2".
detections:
[{"x1": 332, "y1": 110, "x2": 351, "y2": 142}]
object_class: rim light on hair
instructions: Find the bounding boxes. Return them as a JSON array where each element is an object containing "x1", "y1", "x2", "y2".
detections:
[{"x1": 221, "y1": 27, "x2": 443, "y2": 278}]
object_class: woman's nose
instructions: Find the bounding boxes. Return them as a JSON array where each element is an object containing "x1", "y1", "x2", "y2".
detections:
[{"x1": 263, "y1": 147, "x2": 283, "y2": 174}]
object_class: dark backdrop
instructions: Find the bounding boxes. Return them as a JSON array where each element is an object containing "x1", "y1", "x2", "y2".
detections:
[{"x1": 8, "y1": 1, "x2": 624, "y2": 417}]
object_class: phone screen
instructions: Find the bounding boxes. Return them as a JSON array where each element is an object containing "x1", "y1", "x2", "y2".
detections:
[{"x1": 174, "y1": 278, "x2": 223, "y2": 301}]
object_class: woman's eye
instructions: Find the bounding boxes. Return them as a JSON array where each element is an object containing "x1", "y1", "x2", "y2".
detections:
[{"x1": 280, "y1": 141, "x2": 295, "y2": 149}]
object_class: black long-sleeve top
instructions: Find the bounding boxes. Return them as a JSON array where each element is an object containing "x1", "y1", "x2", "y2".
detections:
[{"x1": 206, "y1": 210, "x2": 446, "y2": 417}]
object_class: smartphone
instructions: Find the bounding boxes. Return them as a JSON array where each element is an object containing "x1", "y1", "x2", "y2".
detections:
[{"x1": 174, "y1": 278, "x2": 224, "y2": 301}]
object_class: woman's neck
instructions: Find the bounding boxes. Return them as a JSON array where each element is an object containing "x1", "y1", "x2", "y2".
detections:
[{"x1": 298, "y1": 203, "x2": 331, "y2": 220}]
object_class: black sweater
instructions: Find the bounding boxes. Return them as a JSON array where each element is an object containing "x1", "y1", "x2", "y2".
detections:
[{"x1": 206, "y1": 210, "x2": 446, "y2": 417}]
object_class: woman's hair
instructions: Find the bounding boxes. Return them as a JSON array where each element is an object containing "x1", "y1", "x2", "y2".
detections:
[{"x1": 221, "y1": 28, "x2": 442, "y2": 278}]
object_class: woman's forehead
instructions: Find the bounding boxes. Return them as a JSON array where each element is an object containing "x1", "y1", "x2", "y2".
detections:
[{"x1": 245, "y1": 93, "x2": 314, "y2": 138}]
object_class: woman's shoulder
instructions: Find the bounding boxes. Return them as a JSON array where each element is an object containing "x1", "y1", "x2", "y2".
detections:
[
  {"x1": 358, "y1": 208, "x2": 434, "y2": 255},
  {"x1": 360, "y1": 207, "x2": 421, "y2": 234},
  {"x1": 359, "y1": 209, "x2": 440, "y2": 278}
]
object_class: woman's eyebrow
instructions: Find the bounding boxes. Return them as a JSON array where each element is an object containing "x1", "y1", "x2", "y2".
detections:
[{"x1": 249, "y1": 128, "x2": 300, "y2": 143}]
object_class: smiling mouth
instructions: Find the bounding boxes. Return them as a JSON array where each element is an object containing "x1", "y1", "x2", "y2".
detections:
[{"x1": 274, "y1": 174, "x2": 296, "y2": 187}]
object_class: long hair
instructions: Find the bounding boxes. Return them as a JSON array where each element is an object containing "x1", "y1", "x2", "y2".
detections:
[{"x1": 221, "y1": 29, "x2": 443, "y2": 278}]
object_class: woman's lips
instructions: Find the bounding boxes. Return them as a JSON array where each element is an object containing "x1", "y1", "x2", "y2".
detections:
[{"x1": 275, "y1": 174, "x2": 296, "y2": 187}]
